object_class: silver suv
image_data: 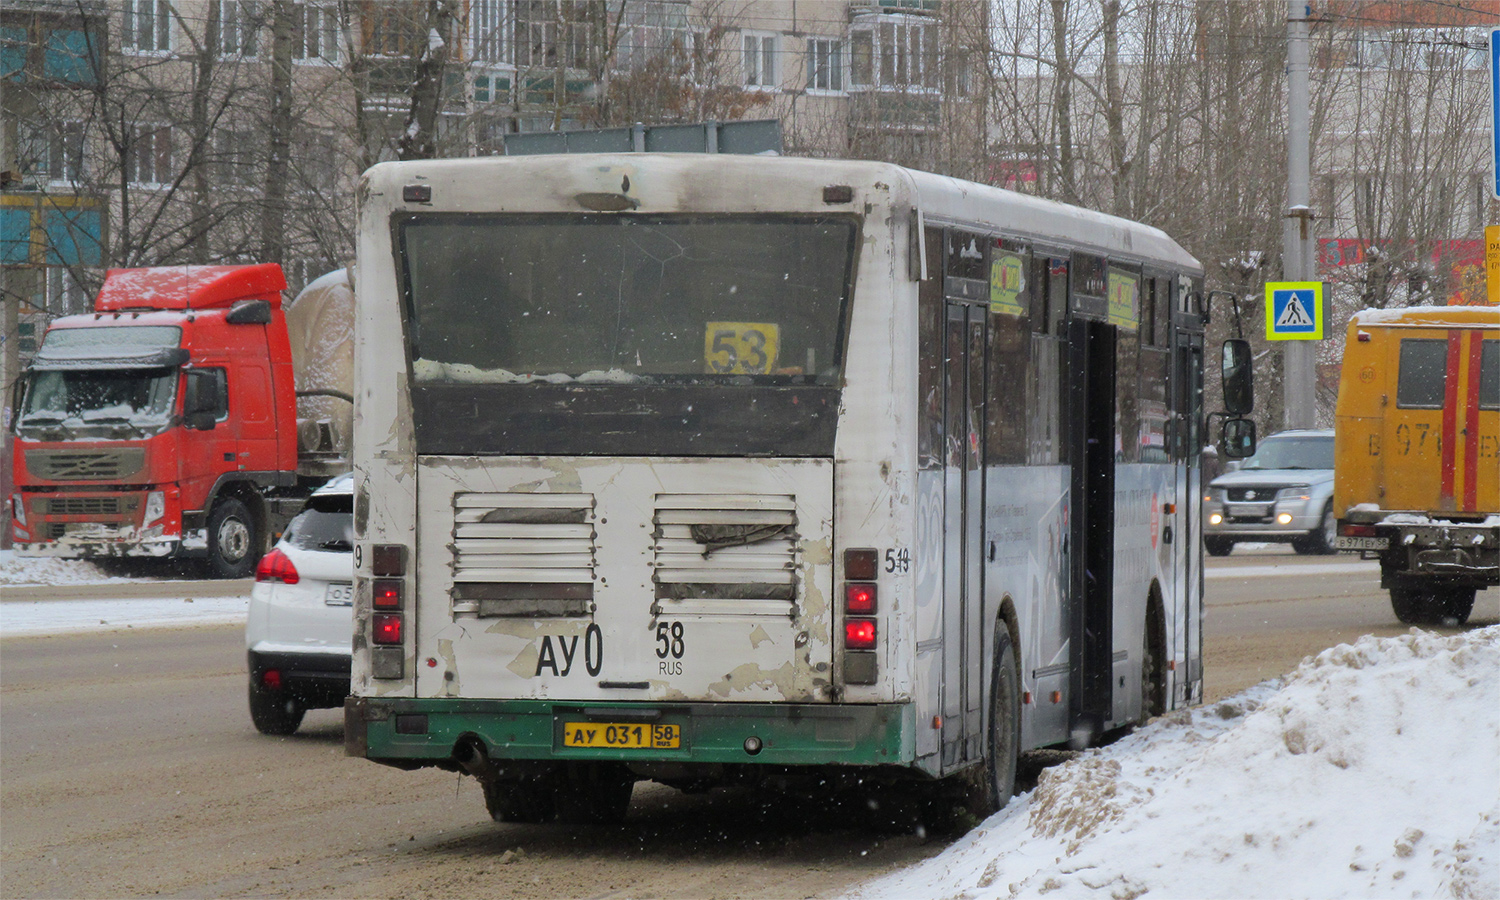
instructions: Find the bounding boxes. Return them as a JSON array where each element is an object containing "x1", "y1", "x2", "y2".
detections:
[{"x1": 1204, "y1": 429, "x2": 1336, "y2": 557}]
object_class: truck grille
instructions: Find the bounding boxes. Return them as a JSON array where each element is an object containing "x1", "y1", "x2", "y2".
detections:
[
  {"x1": 46, "y1": 497, "x2": 122, "y2": 516},
  {"x1": 450, "y1": 492, "x2": 596, "y2": 617},
  {"x1": 26, "y1": 449, "x2": 145, "y2": 482},
  {"x1": 653, "y1": 494, "x2": 798, "y2": 613}
]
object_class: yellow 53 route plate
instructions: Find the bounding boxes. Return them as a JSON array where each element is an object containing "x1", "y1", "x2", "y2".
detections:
[
  {"x1": 562, "y1": 722, "x2": 681, "y2": 749},
  {"x1": 704, "y1": 322, "x2": 779, "y2": 374}
]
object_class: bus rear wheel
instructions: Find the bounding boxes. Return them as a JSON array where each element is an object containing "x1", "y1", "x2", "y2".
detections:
[
  {"x1": 553, "y1": 762, "x2": 635, "y2": 825},
  {"x1": 483, "y1": 779, "x2": 555, "y2": 824},
  {"x1": 966, "y1": 631, "x2": 1020, "y2": 819}
]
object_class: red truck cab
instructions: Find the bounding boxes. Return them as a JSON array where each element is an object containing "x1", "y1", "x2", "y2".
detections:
[{"x1": 10, "y1": 264, "x2": 299, "y2": 576}]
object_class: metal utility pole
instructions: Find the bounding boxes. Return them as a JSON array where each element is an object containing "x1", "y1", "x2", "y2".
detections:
[{"x1": 1282, "y1": 0, "x2": 1317, "y2": 430}]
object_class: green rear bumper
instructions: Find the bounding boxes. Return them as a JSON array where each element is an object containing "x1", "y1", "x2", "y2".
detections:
[{"x1": 345, "y1": 697, "x2": 915, "y2": 768}]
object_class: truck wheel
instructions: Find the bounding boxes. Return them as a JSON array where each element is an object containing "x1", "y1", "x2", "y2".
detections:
[
  {"x1": 1294, "y1": 504, "x2": 1337, "y2": 556},
  {"x1": 1441, "y1": 588, "x2": 1476, "y2": 626},
  {"x1": 206, "y1": 497, "x2": 258, "y2": 579},
  {"x1": 248, "y1": 681, "x2": 304, "y2": 735},
  {"x1": 1204, "y1": 537, "x2": 1234, "y2": 557},
  {"x1": 483, "y1": 779, "x2": 556, "y2": 824},
  {"x1": 966, "y1": 631, "x2": 1020, "y2": 818},
  {"x1": 1389, "y1": 587, "x2": 1441, "y2": 625},
  {"x1": 553, "y1": 763, "x2": 635, "y2": 825}
]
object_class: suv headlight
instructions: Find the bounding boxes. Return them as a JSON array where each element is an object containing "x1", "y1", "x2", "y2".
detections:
[{"x1": 1276, "y1": 485, "x2": 1310, "y2": 500}]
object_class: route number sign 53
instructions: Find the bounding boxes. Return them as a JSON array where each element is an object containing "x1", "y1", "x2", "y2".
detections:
[{"x1": 705, "y1": 322, "x2": 780, "y2": 374}]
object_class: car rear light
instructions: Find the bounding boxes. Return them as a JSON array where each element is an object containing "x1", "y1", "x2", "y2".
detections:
[
  {"x1": 373, "y1": 613, "x2": 403, "y2": 645},
  {"x1": 255, "y1": 548, "x2": 299, "y2": 584},
  {"x1": 844, "y1": 618, "x2": 876, "y2": 650},
  {"x1": 372, "y1": 544, "x2": 406, "y2": 576},
  {"x1": 261, "y1": 669, "x2": 282, "y2": 690},
  {"x1": 845, "y1": 582, "x2": 876, "y2": 614},
  {"x1": 1340, "y1": 523, "x2": 1378, "y2": 537},
  {"x1": 843, "y1": 548, "x2": 878, "y2": 580},
  {"x1": 373, "y1": 579, "x2": 403, "y2": 609}
]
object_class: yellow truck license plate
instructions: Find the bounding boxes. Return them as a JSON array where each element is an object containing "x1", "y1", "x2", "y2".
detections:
[{"x1": 562, "y1": 722, "x2": 680, "y2": 749}]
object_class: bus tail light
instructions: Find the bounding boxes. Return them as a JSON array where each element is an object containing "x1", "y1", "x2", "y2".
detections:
[
  {"x1": 844, "y1": 618, "x2": 877, "y2": 650},
  {"x1": 843, "y1": 548, "x2": 878, "y2": 580},
  {"x1": 845, "y1": 582, "x2": 876, "y2": 614},
  {"x1": 373, "y1": 579, "x2": 403, "y2": 609},
  {"x1": 1340, "y1": 523, "x2": 1378, "y2": 537},
  {"x1": 373, "y1": 614, "x2": 403, "y2": 645}
]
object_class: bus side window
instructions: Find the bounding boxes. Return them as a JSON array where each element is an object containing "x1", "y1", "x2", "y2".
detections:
[
  {"x1": 1396, "y1": 339, "x2": 1448, "y2": 409},
  {"x1": 1115, "y1": 302, "x2": 1140, "y2": 463},
  {"x1": 988, "y1": 240, "x2": 1030, "y2": 465},
  {"x1": 1481, "y1": 340, "x2": 1498, "y2": 409},
  {"x1": 918, "y1": 226, "x2": 945, "y2": 470}
]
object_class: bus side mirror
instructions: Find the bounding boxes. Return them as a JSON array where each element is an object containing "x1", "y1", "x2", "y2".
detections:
[
  {"x1": 1221, "y1": 339, "x2": 1253, "y2": 416},
  {"x1": 1221, "y1": 417, "x2": 1257, "y2": 459}
]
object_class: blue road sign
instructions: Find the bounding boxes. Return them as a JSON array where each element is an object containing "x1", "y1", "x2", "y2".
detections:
[{"x1": 1265, "y1": 281, "x2": 1325, "y2": 341}]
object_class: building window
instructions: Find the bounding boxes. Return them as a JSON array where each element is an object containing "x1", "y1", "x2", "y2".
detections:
[
  {"x1": 616, "y1": 0, "x2": 691, "y2": 72},
  {"x1": 470, "y1": 0, "x2": 512, "y2": 65},
  {"x1": 291, "y1": 2, "x2": 339, "y2": 63},
  {"x1": 126, "y1": 125, "x2": 172, "y2": 186},
  {"x1": 121, "y1": 0, "x2": 171, "y2": 54},
  {"x1": 850, "y1": 14, "x2": 937, "y2": 90},
  {"x1": 216, "y1": 0, "x2": 261, "y2": 57},
  {"x1": 515, "y1": 0, "x2": 592, "y2": 70},
  {"x1": 214, "y1": 129, "x2": 257, "y2": 187},
  {"x1": 295, "y1": 130, "x2": 337, "y2": 191},
  {"x1": 365, "y1": 2, "x2": 424, "y2": 57},
  {"x1": 806, "y1": 37, "x2": 843, "y2": 92},
  {"x1": 743, "y1": 31, "x2": 777, "y2": 88},
  {"x1": 22, "y1": 121, "x2": 87, "y2": 184}
]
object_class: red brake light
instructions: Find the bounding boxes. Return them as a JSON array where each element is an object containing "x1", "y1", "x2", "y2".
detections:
[
  {"x1": 1340, "y1": 523, "x2": 1377, "y2": 537},
  {"x1": 261, "y1": 669, "x2": 282, "y2": 690},
  {"x1": 844, "y1": 618, "x2": 876, "y2": 649},
  {"x1": 373, "y1": 579, "x2": 403, "y2": 609},
  {"x1": 255, "y1": 548, "x2": 299, "y2": 584},
  {"x1": 845, "y1": 582, "x2": 877, "y2": 614},
  {"x1": 373, "y1": 613, "x2": 403, "y2": 645}
]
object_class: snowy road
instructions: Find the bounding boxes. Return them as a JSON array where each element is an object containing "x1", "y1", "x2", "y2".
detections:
[{"x1": 1, "y1": 548, "x2": 1496, "y2": 898}]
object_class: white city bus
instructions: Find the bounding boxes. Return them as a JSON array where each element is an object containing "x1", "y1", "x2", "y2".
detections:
[{"x1": 344, "y1": 153, "x2": 1210, "y2": 824}]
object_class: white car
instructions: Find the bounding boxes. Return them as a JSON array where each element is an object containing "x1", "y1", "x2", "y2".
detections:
[
  {"x1": 246, "y1": 474, "x2": 354, "y2": 735},
  {"x1": 1203, "y1": 430, "x2": 1337, "y2": 557}
]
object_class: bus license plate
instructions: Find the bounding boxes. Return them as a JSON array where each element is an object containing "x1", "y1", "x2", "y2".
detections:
[
  {"x1": 562, "y1": 722, "x2": 680, "y2": 750},
  {"x1": 324, "y1": 583, "x2": 354, "y2": 606}
]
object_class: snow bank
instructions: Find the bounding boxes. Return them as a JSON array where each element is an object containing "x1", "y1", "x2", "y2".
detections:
[
  {"x1": 849, "y1": 627, "x2": 1500, "y2": 900},
  {"x1": 0, "y1": 551, "x2": 149, "y2": 587},
  {"x1": 0, "y1": 595, "x2": 249, "y2": 635}
]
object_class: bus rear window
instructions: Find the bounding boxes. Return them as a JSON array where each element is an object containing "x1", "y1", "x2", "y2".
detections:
[
  {"x1": 398, "y1": 214, "x2": 857, "y2": 386},
  {"x1": 1481, "y1": 340, "x2": 1498, "y2": 410},
  {"x1": 1396, "y1": 339, "x2": 1447, "y2": 409}
]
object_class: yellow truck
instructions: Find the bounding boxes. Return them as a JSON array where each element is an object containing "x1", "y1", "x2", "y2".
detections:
[{"x1": 1333, "y1": 305, "x2": 1498, "y2": 625}]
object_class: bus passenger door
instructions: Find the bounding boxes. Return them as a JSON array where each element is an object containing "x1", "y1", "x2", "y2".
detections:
[
  {"x1": 942, "y1": 302, "x2": 986, "y2": 766},
  {"x1": 1169, "y1": 310, "x2": 1205, "y2": 706},
  {"x1": 1066, "y1": 318, "x2": 1115, "y2": 742}
]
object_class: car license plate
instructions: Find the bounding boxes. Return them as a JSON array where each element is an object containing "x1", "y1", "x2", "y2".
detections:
[
  {"x1": 562, "y1": 722, "x2": 680, "y2": 749},
  {"x1": 324, "y1": 582, "x2": 354, "y2": 606},
  {"x1": 1334, "y1": 535, "x2": 1388, "y2": 551}
]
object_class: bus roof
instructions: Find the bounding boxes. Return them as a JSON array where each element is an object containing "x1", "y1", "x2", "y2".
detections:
[
  {"x1": 362, "y1": 154, "x2": 1200, "y2": 275},
  {"x1": 1350, "y1": 305, "x2": 1500, "y2": 329}
]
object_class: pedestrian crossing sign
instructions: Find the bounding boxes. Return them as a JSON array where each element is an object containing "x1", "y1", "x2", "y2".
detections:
[{"x1": 1264, "y1": 281, "x2": 1325, "y2": 341}]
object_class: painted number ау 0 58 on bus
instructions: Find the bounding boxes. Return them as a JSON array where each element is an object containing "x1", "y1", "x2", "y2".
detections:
[{"x1": 343, "y1": 154, "x2": 1216, "y2": 825}]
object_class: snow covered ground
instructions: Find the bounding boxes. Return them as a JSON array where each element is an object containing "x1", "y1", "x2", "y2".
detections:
[
  {"x1": 848, "y1": 627, "x2": 1500, "y2": 900},
  {"x1": 4, "y1": 552, "x2": 1497, "y2": 898},
  {"x1": 0, "y1": 551, "x2": 248, "y2": 635}
]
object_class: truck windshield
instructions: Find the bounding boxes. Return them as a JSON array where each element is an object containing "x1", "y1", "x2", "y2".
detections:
[
  {"x1": 1242, "y1": 436, "x2": 1334, "y2": 470},
  {"x1": 399, "y1": 214, "x2": 857, "y2": 386},
  {"x1": 17, "y1": 368, "x2": 179, "y2": 439}
]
